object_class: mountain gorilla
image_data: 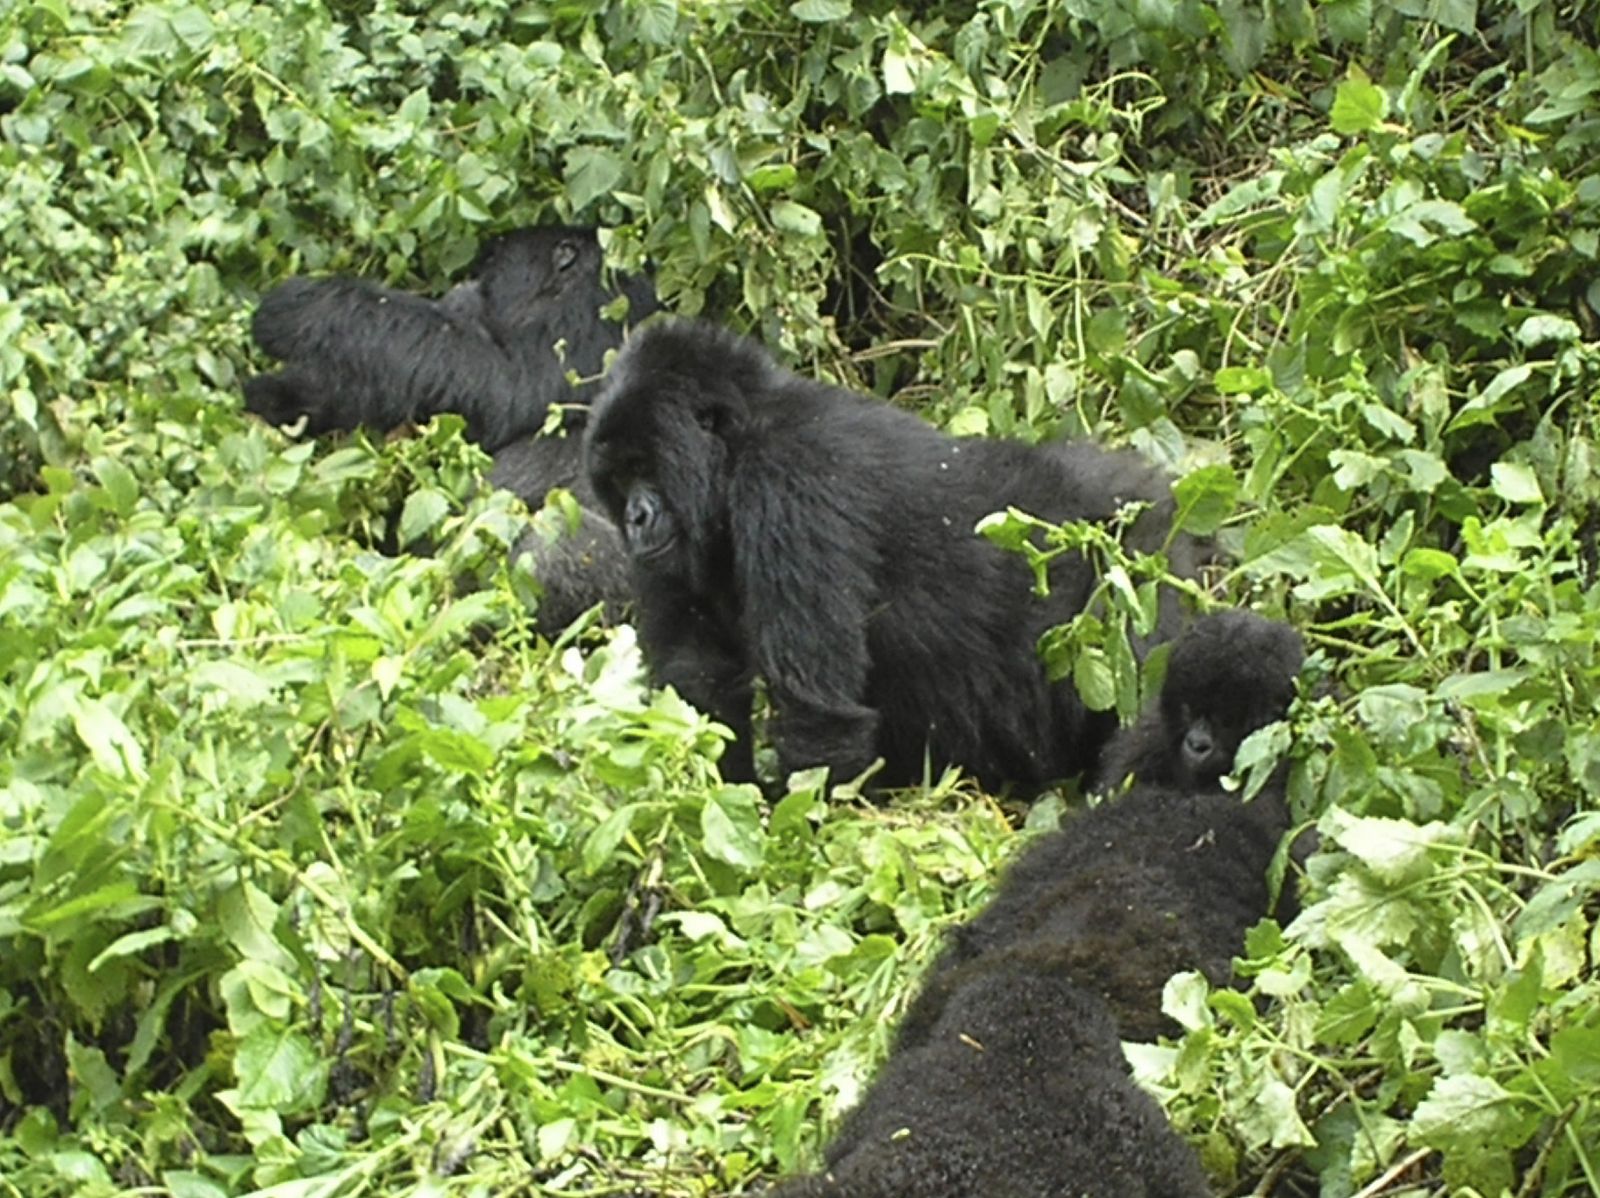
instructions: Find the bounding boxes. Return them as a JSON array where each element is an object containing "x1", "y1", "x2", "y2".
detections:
[
  {"x1": 760, "y1": 615, "x2": 1306, "y2": 1198},
  {"x1": 1095, "y1": 608, "x2": 1307, "y2": 794},
  {"x1": 897, "y1": 611, "x2": 1307, "y2": 1046},
  {"x1": 764, "y1": 950, "x2": 1212, "y2": 1198},
  {"x1": 584, "y1": 320, "x2": 1205, "y2": 792},
  {"x1": 244, "y1": 227, "x2": 657, "y2": 632}
]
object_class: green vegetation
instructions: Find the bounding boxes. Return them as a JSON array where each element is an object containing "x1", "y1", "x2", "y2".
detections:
[{"x1": 2, "y1": 0, "x2": 1598, "y2": 1194}]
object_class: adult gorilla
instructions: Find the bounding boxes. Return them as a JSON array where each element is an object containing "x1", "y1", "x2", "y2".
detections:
[
  {"x1": 244, "y1": 227, "x2": 658, "y2": 631},
  {"x1": 584, "y1": 321, "x2": 1204, "y2": 791}
]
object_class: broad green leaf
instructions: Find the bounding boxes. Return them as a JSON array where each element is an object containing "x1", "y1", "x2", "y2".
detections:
[
  {"x1": 1330, "y1": 74, "x2": 1390, "y2": 134},
  {"x1": 71, "y1": 696, "x2": 147, "y2": 779},
  {"x1": 234, "y1": 1024, "x2": 325, "y2": 1112},
  {"x1": 218, "y1": 881, "x2": 296, "y2": 972},
  {"x1": 565, "y1": 145, "x2": 625, "y2": 211},
  {"x1": 702, "y1": 785, "x2": 765, "y2": 869},
  {"x1": 399, "y1": 487, "x2": 450, "y2": 547},
  {"x1": 792, "y1": 0, "x2": 850, "y2": 19},
  {"x1": 1321, "y1": 807, "x2": 1456, "y2": 883}
]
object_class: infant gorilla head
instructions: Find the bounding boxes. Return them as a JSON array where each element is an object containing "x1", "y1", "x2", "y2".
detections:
[
  {"x1": 585, "y1": 320, "x2": 1204, "y2": 792},
  {"x1": 1097, "y1": 609, "x2": 1306, "y2": 793}
]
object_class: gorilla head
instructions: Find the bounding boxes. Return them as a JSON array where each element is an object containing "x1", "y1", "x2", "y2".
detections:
[
  {"x1": 1097, "y1": 609, "x2": 1306, "y2": 793},
  {"x1": 585, "y1": 320, "x2": 1201, "y2": 792}
]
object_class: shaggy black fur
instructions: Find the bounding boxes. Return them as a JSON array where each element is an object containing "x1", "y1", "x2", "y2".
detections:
[
  {"x1": 764, "y1": 949, "x2": 1211, "y2": 1198},
  {"x1": 243, "y1": 227, "x2": 656, "y2": 631},
  {"x1": 760, "y1": 614, "x2": 1304, "y2": 1198},
  {"x1": 898, "y1": 612, "x2": 1306, "y2": 1046},
  {"x1": 583, "y1": 320, "x2": 1202, "y2": 791}
]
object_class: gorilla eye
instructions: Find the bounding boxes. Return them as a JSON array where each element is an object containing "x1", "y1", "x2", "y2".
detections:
[{"x1": 695, "y1": 405, "x2": 725, "y2": 434}]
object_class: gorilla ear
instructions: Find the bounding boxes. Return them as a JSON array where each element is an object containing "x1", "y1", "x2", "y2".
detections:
[{"x1": 554, "y1": 239, "x2": 580, "y2": 272}]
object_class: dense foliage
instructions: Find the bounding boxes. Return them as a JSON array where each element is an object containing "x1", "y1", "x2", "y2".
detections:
[{"x1": 1, "y1": 0, "x2": 1598, "y2": 1195}]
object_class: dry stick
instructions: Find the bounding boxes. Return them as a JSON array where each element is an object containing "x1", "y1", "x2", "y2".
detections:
[
  {"x1": 1349, "y1": 1147, "x2": 1436, "y2": 1198},
  {"x1": 1513, "y1": 1103, "x2": 1578, "y2": 1198}
]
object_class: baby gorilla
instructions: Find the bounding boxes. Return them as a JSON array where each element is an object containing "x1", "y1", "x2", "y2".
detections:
[
  {"x1": 764, "y1": 948, "x2": 1211, "y2": 1198},
  {"x1": 760, "y1": 613, "x2": 1304, "y2": 1197},
  {"x1": 899, "y1": 611, "x2": 1306, "y2": 1046},
  {"x1": 244, "y1": 227, "x2": 657, "y2": 632},
  {"x1": 585, "y1": 320, "x2": 1204, "y2": 791},
  {"x1": 1095, "y1": 608, "x2": 1306, "y2": 793}
]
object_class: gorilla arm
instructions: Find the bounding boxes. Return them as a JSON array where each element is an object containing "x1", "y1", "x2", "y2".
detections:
[
  {"x1": 729, "y1": 455, "x2": 880, "y2": 783},
  {"x1": 245, "y1": 276, "x2": 535, "y2": 451}
]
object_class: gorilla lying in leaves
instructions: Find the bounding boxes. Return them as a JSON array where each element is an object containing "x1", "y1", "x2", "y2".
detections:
[
  {"x1": 765, "y1": 612, "x2": 1307, "y2": 1198},
  {"x1": 584, "y1": 321, "x2": 1205, "y2": 791},
  {"x1": 244, "y1": 227, "x2": 657, "y2": 632}
]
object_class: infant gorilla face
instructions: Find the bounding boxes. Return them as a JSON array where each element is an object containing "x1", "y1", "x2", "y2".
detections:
[{"x1": 1158, "y1": 610, "x2": 1305, "y2": 789}]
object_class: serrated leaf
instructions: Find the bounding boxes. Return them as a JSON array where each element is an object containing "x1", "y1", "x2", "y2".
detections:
[
  {"x1": 234, "y1": 1024, "x2": 325, "y2": 1112},
  {"x1": 1330, "y1": 74, "x2": 1390, "y2": 135},
  {"x1": 1172, "y1": 465, "x2": 1239, "y2": 536},
  {"x1": 1321, "y1": 807, "x2": 1456, "y2": 883},
  {"x1": 218, "y1": 881, "x2": 295, "y2": 971}
]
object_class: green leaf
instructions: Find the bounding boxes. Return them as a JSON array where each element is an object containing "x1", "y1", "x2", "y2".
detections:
[
  {"x1": 71, "y1": 696, "x2": 147, "y2": 779},
  {"x1": 701, "y1": 785, "x2": 765, "y2": 869},
  {"x1": 791, "y1": 0, "x2": 850, "y2": 20},
  {"x1": 1213, "y1": 365, "x2": 1272, "y2": 395},
  {"x1": 565, "y1": 145, "x2": 625, "y2": 212},
  {"x1": 233, "y1": 1024, "x2": 325, "y2": 1112},
  {"x1": 399, "y1": 487, "x2": 450, "y2": 547},
  {"x1": 1515, "y1": 314, "x2": 1581, "y2": 347},
  {"x1": 218, "y1": 881, "x2": 296, "y2": 972},
  {"x1": 770, "y1": 200, "x2": 822, "y2": 237},
  {"x1": 1330, "y1": 73, "x2": 1390, "y2": 135},
  {"x1": 1489, "y1": 462, "x2": 1544, "y2": 505},
  {"x1": 1321, "y1": 807, "x2": 1457, "y2": 883}
]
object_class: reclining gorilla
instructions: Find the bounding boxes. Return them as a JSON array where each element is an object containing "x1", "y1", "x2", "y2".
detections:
[
  {"x1": 763, "y1": 612, "x2": 1306, "y2": 1198},
  {"x1": 244, "y1": 227, "x2": 657, "y2": 632},
  {"x1": 583, "y1": 320, "x2": 1205, "y2": 791}
]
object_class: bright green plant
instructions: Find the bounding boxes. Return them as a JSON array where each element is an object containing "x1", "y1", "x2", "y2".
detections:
[{"x1": 1, "y1": 0, "x2": 1598, "y2": 1195}]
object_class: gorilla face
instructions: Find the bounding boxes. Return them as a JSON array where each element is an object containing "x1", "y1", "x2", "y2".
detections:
[
  {"x1": 586, "y1": 351, "x2": 750, "y2": 593},
  {"x1": 1157, "y1": 611, "x2": 1305, "y2": 789}
]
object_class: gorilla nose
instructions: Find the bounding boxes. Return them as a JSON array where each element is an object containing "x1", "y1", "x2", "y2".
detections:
[{"x1": 626, "y1": 490, "x2": 658, "y2": 529}]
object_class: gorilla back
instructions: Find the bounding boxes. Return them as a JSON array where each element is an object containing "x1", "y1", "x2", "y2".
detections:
[
  {"x1": 243, "y1": 226, "x2": 655, "y2": 634},
  {"x1": 585, "y1": 321, "x2": 1202, "y2": 792},
  {"x1": 246, "y1": 226, "x2": 657, "y2": 454}
]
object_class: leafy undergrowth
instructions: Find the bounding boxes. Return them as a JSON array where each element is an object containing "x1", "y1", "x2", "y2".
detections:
[{"x1": 1, "y1": 1, "x2": 1599, "y2": 1196}]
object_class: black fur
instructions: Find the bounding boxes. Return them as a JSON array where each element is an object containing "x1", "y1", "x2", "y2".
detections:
[
  {"x1": 244, "y1": 227, "x2": 656, "y2": 632},
  {"x1": 760, "y1": 614, "x2": 1304, "y2": 1198},
  {"x1": 583, "y1": 320, "x2": 1202, "y2": 791},
  {"x1": 1096, "y1": 609, "x2": 1306, "y2": 793},
  {"x1": 764, "y1": 950, "x2": 1211, "y2": 1198},
  {"x1": 899, "y1": 612, "x2": 1306, "y2": 1046}
]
